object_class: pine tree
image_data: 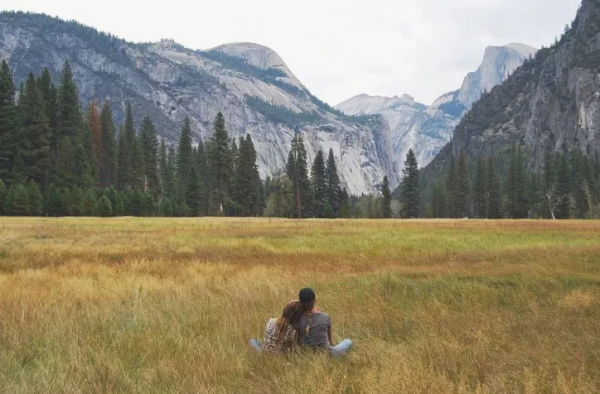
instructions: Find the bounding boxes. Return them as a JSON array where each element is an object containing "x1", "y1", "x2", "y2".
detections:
[
  {"x1": 487, "y1": 158, "x2": 502, "y2": 219},
  {"x1": 446, "y1": 155, "x2": 457, "y2": 218},
  {"x1": 73, "y1": 142, "x2": 93, "y2": 188},
  {"x1": 325, "y1": 149, "x2": 341, "y2": 216},
  {"x1": 196, "y1": 140, "x2": 209, "y2": 215},
  {"x1": 400, "y1": 149, "x2": 420, "y2": 218},
  {"x1": 473, "y1": 157, "x2": 488, "y2": 218},
  {"x1": 27, "y1": 180, "x2": 44, "y2": 215},
  {"x1": 57, "y1": 61, "x2": 82, "y2": 143},
  {"x1": 0, "y1": 61, "x2": 19, "y2": 184},
  {"x1": 208, "y1": 113, "x2": 234, "y2": 215},
  {"x1": 186, "y1": 166, "x2": 204, "y2": 216},
  {"x1": 139, "y1": 116, "x2": 159, "y2": 196},
  {"x1": 287, "y1": 134, "x2": 312, "y2": 218},
  {"x1": 166, "y1": 146, "x2": 180, "y2": 202},
  {"x1": 99, "y1": 101, "x2": 117, "y2": 187},
  {"x1": 311, "y1": 150, "x2": 327, "y2": 217},
  {"x1": 18, "y1": 73, "x2": 52, "y2": 187},
  {"x1": 381, "y1": 176, "x2": 392, "y2": 218},
  {"x1": 507, "y1": 145, "x2": 528, "y2": 218},
  {"x1": 117, "y1": 103, "x2": 138, "y2": 189},
  {"x1": 454, "y1": 152, "x2": 470, "y2": 218},
  {"x1": 36, "y1": 68, "x2": 59, "y2": 150},
  {"x1": 131, "y1": 136, "x2": 146, "y2": 190},
  {"x1": 159, "y1": 139, "x2": 170, "y2": 196},
  {"x1": 87, "y1": 100, "x2": 102, "y2": 165},
  {"x1": 116, "y1": 128, "x2": 129, "y2": 190},
  {"x1": 177, "y1": 117, "x2": 194, "y2": 198},
  {"x1": 232, "y1": 135, "x2": 261, "y2": 216}
]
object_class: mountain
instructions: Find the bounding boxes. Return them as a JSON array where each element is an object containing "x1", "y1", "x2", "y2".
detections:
[
  {"x1": 423, "y1": 0, "x2": 600, "y2": 179},
  {"x1": 0, "y1": 12, "x2": 398, "y2": 195},
  {"x1": 336, "y1": 43, "x2": 537, "y2": 169}
]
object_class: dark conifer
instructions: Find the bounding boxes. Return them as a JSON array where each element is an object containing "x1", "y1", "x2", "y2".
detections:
[
  {"x1": 473, "y1": 157, "x2": 488, "y2": 218},
  {"x1": 381, "y1": 176, "x2": 392, "y2": 218},
  {"x1": 57, "y1": 61, "x2": 82, "y2": 142},
  {"x1": 208, "y1": 113, "x2": 233, "y2": 215},
  {"x1": 19, "y1": 73, "x2": 52, "y2": 187},
  {"x1": 99, "y1": 101, "x2": 117, "y2": 187},
  {"x1": 0, "y1": 61, "x2": 19, "y2": 183},
  {"x1": 325, "y1": 149, "x2": 341, "y2": 216},
  {"x1": 311, "y1": 150, "x2": 327, "y2": 217},
  {"x1": 486, "y1": 157, "x2": 502, "y2": 219},
  {"x1": 177, "y1": 117, "x2": 194, "y2": 196},
  {"x1": 400, "y1": 149, "x2": 420, "y2": 218}
]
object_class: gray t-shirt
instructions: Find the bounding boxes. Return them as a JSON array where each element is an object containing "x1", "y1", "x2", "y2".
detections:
[{"x1": 298, "y1": 312, "x2": 331, "y2": 350}]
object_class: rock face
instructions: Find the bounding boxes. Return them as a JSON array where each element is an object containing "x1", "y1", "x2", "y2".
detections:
[
  {"x1": 0, "y1": 13, "x2": 398, "y2": 195},
  {"x1": 336, "y1": 44, "x2": 536, "y2": 169},
  {"x1": 423, "y1": 0, "x2": 600, "y2": 179},
  {"x1": 458, "y1": 43, "x2": 537, "y2": 107}
]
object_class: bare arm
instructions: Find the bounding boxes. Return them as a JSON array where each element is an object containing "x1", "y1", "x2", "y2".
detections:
[{"x1": 328, "y1": 325, "x2": 333, "y2": 346}]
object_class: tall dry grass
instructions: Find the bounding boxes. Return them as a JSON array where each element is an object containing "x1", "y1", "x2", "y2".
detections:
[{"x1": 0, "y1": 218, "x2": 599, "y2": 393}]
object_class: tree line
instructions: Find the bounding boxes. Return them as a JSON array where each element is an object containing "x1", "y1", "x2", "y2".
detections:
[
  {"x1": 425, "y1": 145, "x2": 600, "y2": 219},
  {"x1": 0, "y1": 60, "x2": 354, "y2": 218}
]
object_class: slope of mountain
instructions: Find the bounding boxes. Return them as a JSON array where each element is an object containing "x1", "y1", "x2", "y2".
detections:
[
  {"x1": 423, "y1": 0, "x2": 600, "y2": 178},
  {"x1": 0, "y1": 12, "x2": 398, "y2": 195},
  {"x1": 336, "y1": 44, "x2": 537, "y2": 169}
]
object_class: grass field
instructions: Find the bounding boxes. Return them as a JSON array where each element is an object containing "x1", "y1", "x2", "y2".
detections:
[{"x1": 0, "y1": 218, "x2": 599, "y2": 394}]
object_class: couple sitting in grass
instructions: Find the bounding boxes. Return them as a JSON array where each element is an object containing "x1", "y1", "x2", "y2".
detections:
[{"x1": 249, "y1": 288, "x2": 353, "y2": 357}]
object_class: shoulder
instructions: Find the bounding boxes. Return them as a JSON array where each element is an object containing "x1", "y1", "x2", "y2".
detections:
[{"x1": 315, "y1": 312, "x2": 331, "y2": 323}]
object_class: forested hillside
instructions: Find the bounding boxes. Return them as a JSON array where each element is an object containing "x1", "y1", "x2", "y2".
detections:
[{"x1": 421, "y1": 0, "x2": 600, "y2": 219}]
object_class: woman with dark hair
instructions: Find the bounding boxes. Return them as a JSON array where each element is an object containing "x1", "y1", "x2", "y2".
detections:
[
  {"x1": 249, "y1": 300, "x2": 304, "y2": 354},
  {"x1": 297, "y1": 288, "x2": 353, "y2": 357}
]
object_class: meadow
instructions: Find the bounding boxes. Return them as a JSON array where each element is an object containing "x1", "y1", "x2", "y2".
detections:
[{"x1": 0, "y1": 218, "x2": 599, "y2": 394}]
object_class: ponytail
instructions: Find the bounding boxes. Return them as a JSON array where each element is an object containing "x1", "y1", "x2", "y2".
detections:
[{"x1": 302, "y1": 300, "x2": 315, "y2": 337}]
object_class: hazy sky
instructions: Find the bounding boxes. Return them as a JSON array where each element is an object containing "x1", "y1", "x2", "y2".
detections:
[{"x1": 1, "y1": 0, "x2": 582, "y2": 105}]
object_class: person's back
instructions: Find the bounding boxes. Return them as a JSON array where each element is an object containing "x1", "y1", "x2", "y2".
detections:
[
  {"x1": 298, "y1": 311, "x2": 331, "y2": 350},
  {"x1": 297, "y1": 288, "x2": 353, "y2": 357}
]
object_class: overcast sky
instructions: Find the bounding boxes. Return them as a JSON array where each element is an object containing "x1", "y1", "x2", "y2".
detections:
[{"x1": 1, "y1": 0, "x2": 582, "y2": 105}]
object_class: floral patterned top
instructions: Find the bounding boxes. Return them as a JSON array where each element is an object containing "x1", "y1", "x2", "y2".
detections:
[{"x1": 262, "y1": 318, "x2": 298, "y2": 354}]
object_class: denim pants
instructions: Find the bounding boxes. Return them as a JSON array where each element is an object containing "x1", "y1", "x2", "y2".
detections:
[
  {"x1": 249, "y1": 338, "x2": 262, "y2": 352},
  {"x1": 330, "y1": 339, "x2": 353, "y2": 357}
]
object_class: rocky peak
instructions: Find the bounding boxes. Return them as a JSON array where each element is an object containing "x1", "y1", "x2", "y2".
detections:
[
  {"x1": 209, "y1": 42, "x2": 303, "y2": 87},
  {"x1": 457, "y1": 43, "x2": 538, "y2": 108}
]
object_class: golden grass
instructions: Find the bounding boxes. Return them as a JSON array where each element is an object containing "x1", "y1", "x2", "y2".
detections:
[{"x1": 0, "y1": 218, "x2": 599, "y2": 393}]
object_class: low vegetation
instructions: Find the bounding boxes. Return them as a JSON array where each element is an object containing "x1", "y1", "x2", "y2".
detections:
[{"x1": 0, "y1": 218, "x2": 599, "y2": 393}]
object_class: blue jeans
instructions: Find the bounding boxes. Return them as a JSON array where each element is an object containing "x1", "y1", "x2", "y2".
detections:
[
  {"x1": 249, "y1": 338, "x2": 262, "y2": 352},
  {"x1": 330, "y1": 339, "x2": 353, "y2": 357}
]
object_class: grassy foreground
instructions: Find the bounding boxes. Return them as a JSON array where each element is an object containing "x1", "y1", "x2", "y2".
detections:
[{"x1": 0, "y1": 218, "x2": 599, "y2": 394}]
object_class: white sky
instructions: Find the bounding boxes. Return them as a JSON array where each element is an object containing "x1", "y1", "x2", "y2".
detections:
[{"x1": 1, "y1": 0, "x2": 582, "y2": 105}]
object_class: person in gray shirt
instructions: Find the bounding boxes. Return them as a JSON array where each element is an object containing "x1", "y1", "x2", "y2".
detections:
[{"x1": 296, "y1": 288, "x2": 353, "y2": 357}]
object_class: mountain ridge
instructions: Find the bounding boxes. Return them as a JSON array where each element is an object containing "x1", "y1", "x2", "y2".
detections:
[
  {"x1": 336, "y1": 43, "x2": 537, "y2": 170},
  {"x1": 0, "y1": 11, "x2": 398, "y2": 195}
]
